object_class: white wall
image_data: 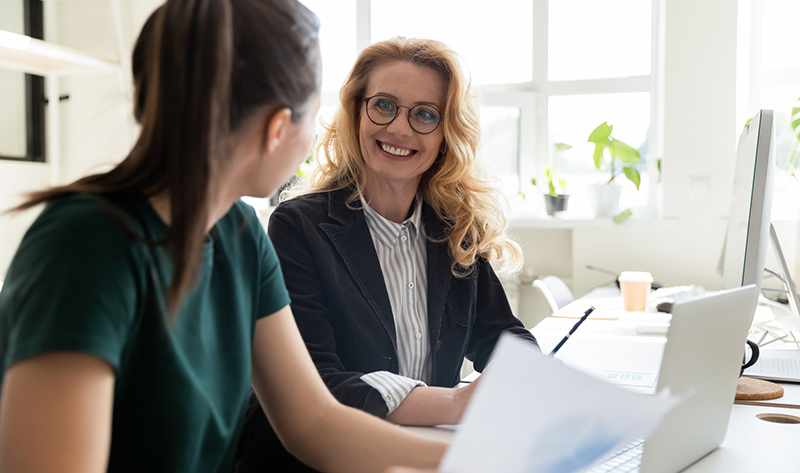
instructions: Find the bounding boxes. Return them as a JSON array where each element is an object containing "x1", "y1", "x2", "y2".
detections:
[{"x1": 0, "y1": 0, "x2": 160, "y2": 279}]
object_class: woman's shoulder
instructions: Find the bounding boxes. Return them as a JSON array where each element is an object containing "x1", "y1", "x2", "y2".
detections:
[
  {"x1": 272, "y1": 190, "x2": 334, "y2": 219},
  {"x1": 37, "y1": 193, "x2": 140, "y2": 239}
]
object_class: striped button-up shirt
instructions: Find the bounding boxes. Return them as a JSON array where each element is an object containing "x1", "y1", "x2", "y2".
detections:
[{"x1": 359, "y1": 195, "x2": 431, "y2": 414}]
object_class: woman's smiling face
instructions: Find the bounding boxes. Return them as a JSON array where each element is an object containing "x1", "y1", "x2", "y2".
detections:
[{"x1": 358, "y1": 60, "x2": 447, "y2": 194}]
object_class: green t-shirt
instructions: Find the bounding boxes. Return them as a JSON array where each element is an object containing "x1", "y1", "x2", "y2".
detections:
[{"x1": 0, "y1": 193, "x2": 291, "y2": 472}]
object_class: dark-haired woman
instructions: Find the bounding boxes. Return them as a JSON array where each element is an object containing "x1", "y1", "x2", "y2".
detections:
[{"x1": 0, "y1": 1, "x2": 445, "y2": 472}]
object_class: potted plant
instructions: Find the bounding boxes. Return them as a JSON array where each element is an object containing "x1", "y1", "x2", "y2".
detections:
[
  {"x1": 533, "y1": 165, "x2": 569, "y2": 216},
  {"x1": 587, "y1": 122, "x2": 641, "y2": 220}
]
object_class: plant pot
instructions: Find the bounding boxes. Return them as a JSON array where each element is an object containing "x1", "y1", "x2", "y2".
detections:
[
  {"x1": 544, "y1": 194, "x2": 569, "y2": 216},
  {"x1": 589, "y1": 184, "x2": 622, "y2": 218}
]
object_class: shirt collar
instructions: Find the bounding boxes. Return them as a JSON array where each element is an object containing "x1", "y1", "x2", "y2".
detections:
[{"x1": 361, "y1": 194, "x2": 424, "y2": 248}]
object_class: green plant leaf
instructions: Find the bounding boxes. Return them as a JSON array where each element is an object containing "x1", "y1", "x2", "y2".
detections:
[
  {"x1": 613, "y1": 209, "x2": 632, "y2": 224},
  {"x1": 609, "y1": 139, "x2": 641, "y2": 164},
  {"x1": 743, "y1": 118, "x2": 752, "y2": 130},
  {"x1": 592, "y1": 144, "x2": 605, "y2": 170},
  {"x1": 518, "y1": 191, "x2": 526, "y2": 200},
  {"x1": 558, "y1": 179, "x2": 567, "y2": 193},
  {"x1": 792, "y1": 116, "x2": 800, "y2": 133},
  {"x1": 623, "y1": 166, "x2": 641, "y2": 189},
  {"x1": 656, "y1": 157, "x2": 662, "y2": 183},
  {"x1": 531, "y1": 178, "x2": 537, "y2": 186},
  {"x1": 588, "y1": 122, "x2": 613, "y2": 144},
  {"x1": 554, "y1": 142, "x2": 573, "y2": 152}
]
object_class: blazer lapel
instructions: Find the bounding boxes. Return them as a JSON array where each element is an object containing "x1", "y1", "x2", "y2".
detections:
[
  {"x1": 423, "y1": 203, "x2": 453, "y2": 370},
  {"x1": 319, "y1": 189, "x2": 397, "y2": 348}
]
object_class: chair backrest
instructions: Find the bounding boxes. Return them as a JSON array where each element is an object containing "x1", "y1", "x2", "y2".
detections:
[{"x1": 532, "y1": 275, "x2": 575, "y2": 312}]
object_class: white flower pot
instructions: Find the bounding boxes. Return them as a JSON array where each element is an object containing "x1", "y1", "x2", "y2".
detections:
[{"x1": 589, "y1": 184, "x2": 622, "y2": 218}]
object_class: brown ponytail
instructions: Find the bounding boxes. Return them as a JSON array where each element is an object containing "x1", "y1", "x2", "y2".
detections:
[{"x1": 15, "y1": 0, "x2": 320, "y2": 315}]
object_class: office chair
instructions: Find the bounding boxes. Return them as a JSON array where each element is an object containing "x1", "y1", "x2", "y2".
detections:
[{"x1": 532, "y1": 275, "x2": 575, "y2": 314}]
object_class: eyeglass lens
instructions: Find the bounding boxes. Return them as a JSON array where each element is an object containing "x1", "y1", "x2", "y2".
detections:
[{"x1": 365, "y1": 96, "x2": 441, "y2": 134}]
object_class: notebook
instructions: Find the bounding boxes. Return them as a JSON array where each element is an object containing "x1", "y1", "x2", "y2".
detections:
[{"x1": 589, "y1": 284, "x2": 759, "y2": 473}]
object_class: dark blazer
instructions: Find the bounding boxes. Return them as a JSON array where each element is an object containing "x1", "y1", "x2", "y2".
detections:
[{"x1": 233, "y1": 188, "x2": 537, "y2": 472}]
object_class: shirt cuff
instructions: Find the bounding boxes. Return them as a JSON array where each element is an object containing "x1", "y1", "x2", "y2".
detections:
[{"x1": 360, "y1": 371, "x2": 427, "y2": 414}]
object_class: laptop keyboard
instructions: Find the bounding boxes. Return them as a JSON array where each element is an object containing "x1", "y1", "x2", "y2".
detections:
[{"x1": 587, "y1": 438, "x2": 645, "y2": 473}]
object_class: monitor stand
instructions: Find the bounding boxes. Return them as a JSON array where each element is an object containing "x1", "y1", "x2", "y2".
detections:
[
  {"x1": 740, "y1": 224, "x2": 800, "y2": 383},
  {"x1": 768, "y1": 223, "x2": 800, "y2": 327}
]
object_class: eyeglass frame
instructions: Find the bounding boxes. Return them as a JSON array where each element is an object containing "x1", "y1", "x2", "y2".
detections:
[{"x1": 361, "y1": 95, "x2": 444, "y2": 135}]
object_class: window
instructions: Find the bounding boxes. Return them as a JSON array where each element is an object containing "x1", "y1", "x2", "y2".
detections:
[
  {"x1": 0, "y1": 0, "x2": 46, "y2": 162},
  {"x1": 740, "y1": 0, "x2": 800, "y2": 220},
  {"x1": 300, "y1": 0, "x2": 661, "y2": 218}
]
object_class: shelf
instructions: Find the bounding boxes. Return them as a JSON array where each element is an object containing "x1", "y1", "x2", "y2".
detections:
[
  {"x1": 508, "y1": 216, "x2": 680, "y2": 230},
  {"x1": 0, "y1": 30, "x2": 119, "y2": 76}
]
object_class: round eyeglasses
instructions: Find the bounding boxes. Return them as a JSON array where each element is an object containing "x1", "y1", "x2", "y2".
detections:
[{"x1": 362, "y1": 95, "x2": 443, "y2": 135}]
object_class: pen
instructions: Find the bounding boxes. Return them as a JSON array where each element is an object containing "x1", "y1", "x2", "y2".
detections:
[{"x1": 548, "y1": 306, "x2": 595, "y2": 357}]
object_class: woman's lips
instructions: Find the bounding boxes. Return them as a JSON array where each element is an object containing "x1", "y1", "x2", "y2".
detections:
[{"x1": 378, "y1": 140, "x2": 417, "y2": 158}]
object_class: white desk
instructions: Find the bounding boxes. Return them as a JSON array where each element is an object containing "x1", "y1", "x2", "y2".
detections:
[
  {"x1": 407, "y1": 293, "x2": 800, "y2": 471},
  {"x1": 403, "y1": 403, "x2": 800, "y2": 472}
]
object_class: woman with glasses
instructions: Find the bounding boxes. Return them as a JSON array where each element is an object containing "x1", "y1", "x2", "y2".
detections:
[{"x1": 234, "y1": 37, "x2": 538, "y2": 472}]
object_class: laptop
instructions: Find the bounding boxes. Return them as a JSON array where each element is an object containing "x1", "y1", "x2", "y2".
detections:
[{"x1": 590, "y1": 284, "x2": 759, "y2": 473}]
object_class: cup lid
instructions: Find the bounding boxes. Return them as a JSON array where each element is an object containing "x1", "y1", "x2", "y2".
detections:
[{"x1": 618, "y1": 271, "x2": 653, "y2": 283}]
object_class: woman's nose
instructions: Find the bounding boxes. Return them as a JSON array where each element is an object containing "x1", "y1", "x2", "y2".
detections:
[{"x1": 385, "y1": 108, "x2": 414, "y2": 137}]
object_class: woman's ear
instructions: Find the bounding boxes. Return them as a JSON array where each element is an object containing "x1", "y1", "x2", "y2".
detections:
[{"x1": 262, "y1": 108, "x2": 293, "y2": 155}]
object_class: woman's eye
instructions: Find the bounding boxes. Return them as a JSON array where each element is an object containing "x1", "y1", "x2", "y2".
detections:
[
  {"x1": 416, "y1": 108, "x2": 437, "y2": 122},
  {"x1": 375, "y1": 99, "x2": 394, "y2": 111}
]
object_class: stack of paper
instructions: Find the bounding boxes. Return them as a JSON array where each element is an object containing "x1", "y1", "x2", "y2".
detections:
[{"x1": 440, "y1": 334, "x2": 677, "y2": 473}]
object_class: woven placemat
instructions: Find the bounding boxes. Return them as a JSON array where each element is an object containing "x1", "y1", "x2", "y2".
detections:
[{"x1": 735, "y1": 376, "x2": 785, "y2": 400}]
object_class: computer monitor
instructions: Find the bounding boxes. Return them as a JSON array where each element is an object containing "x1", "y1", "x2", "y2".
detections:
[{"x1": 721, "y1": 109, "x2": 775, "y2": 290}]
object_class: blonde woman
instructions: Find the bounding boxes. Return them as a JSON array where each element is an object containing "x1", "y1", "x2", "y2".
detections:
[{"x1": 234, "y1": 37, "x2": 538, "y2": 472}]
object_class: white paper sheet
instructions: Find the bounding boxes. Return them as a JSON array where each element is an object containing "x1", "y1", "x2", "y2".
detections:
[{"x1": 439, "y1": 334, "x2": 678, "y2": 473}]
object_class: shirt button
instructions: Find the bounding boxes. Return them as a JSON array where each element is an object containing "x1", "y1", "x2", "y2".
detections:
[
  {"x1": 408, "y1": 282, "x2": 415, "y2": 289},
  {"x1": 415, "y1": 332, "x2": 422, "y2": 340},
  {"x1": 400, "y1": 235, "x2": 407, "y2": 242},
  {"x1": 385, "y1": 394, "x2": 393, "y2": 402}
]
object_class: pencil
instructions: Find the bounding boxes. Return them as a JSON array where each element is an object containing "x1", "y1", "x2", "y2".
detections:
[{"x1": 548, "y1": 306, "x2": 596, "y2": 356}]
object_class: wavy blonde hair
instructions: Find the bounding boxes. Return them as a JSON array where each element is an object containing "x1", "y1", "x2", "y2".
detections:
[{"x1": 301, "y1": 37, "x2": 522, "y2": 276}]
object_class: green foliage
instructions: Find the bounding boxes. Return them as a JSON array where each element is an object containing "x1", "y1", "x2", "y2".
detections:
[
  {"x1": 613, "y1": 209, "x2": 632, "y2": 224},
  {"x1": 788, "y1": 96, "x2": 800, "y2": 174},
  {"x1": 587, "y1": 122, "x2": 642, "y2": 189},
  {"x1": 295, "y1": 135, "x2": 318, "y2": 178},
  {"x1": 543, "y1": 166, "x2": 567, "y2": 196}
]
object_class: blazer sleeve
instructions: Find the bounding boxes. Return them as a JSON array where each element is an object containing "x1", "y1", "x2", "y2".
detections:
[
  {"x1": 467, "y1": 259, "x2": 540, "y2": 372},
  {"x1": 267, "y1": 204, "x2": 390, "y2": 418}
]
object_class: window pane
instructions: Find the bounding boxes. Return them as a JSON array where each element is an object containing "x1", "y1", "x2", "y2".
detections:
[
  {"x1": 548, "y1": 0, "x2": 651, "y2": 81},
  {"x1": 760, "y1": 85, "x2": 800, "y2": 172},
  {"x1": 0, "y1": 69, "x2": 27, "y2": 158},
  {"x1": 761, "y1": 0, "x2": 800, "y2": 70},
  {"x1": 760, "y1": 85, "x2": 800, "y2": 220},
  {"x1": 479, "y1": 107, "x2": 520, "y2": 195},
  {"x1": 300, "y1": 0, "x2": 358, "y2": 92},
  {"x1": 548, "y1": 93, "x2": 651, "y2": 210},
  {"x1": 0, "y1": 1, "x2": 25, "y2": 34},
  {"x1": 371, "y1": 0, "x2": 533, "y2": 84}
]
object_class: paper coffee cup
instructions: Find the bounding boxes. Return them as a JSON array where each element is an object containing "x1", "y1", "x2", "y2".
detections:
[{"x1": 618, "y1": 271, "x2": 653, "y2": 311}]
